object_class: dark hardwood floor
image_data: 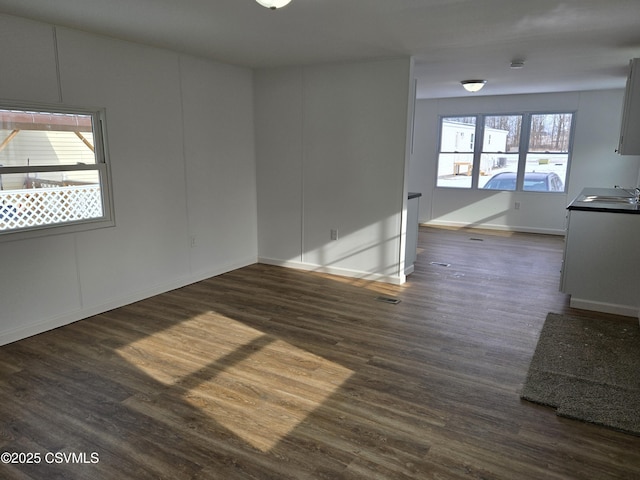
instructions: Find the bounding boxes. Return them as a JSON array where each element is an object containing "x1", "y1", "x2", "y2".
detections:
[{"x1": 1, "y1": 226, "x2": 639, "y2": 479}]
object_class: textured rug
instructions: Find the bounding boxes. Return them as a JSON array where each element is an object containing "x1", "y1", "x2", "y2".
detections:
[{"x1": 521, "y1": 312, "x2": 640, "y2": 436}]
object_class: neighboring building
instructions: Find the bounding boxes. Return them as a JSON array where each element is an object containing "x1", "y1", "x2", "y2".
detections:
[{"x1": 438, "y1": 119, "x2": 509, "y2": 178}]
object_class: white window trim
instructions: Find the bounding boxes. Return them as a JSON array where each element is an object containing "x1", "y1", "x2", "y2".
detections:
[
  {"x1": 436, "y1": 111, "x2": 576, "y2": 193},
  {"x1": 0, "y1": 100, "x2": 115, "y2": 242}
]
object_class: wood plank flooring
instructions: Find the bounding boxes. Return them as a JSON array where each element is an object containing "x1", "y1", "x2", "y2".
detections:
[{"x1": 1, "y1": 226, "x2": 640, "y2": 479}]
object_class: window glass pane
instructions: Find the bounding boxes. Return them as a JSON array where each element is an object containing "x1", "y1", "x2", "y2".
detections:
[
  {"x1": 523, "y1": 154, "x2": 568, "y2": 192},
  {"x1": 528, "y1": 113, "x2": 572, "y2": 153},
  {"x1": 524, "y1": 113, "x2": 572, "y2": 192},
  {"x1": 436, "y1": 153, "x2": 474, "y2": 188},
  {"x1": 0, "y1": 170, "x2": 103, "y2": 232},
  {"x1": 436, "y1": 116, "x2": 476, "y2": 188},
  {"x1": 440, "y1": 117, "x2": 476, "y2": 152},
  {"x1": 479, "y1": 115, "x2": 522, "y2": 189},
  {"x1": 483, "y1": 115, "x2": 521, "y2": 153},
  {"x1": 0, "y1": 110, "x2": 96, "y2": 166},
  {"x1": 479, "y1": 154, "x2": 519, "y2": 190}
]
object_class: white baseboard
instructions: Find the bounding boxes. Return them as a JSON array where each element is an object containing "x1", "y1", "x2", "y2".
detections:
[
  {"x1": 0, "y1": 256, "x2": 257, "y2": 347},
  {"x1": 423, "y1": 220, "x2": 566, "y2": 236},
  {"x1": 258, "y1": 257, "x2": 406, "y2": 285},
  {"x1": 569, "y1": 297, "x2": 640, "y2": 319}
]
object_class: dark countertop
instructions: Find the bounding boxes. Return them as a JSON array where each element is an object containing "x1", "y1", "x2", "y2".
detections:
[
  {"x1": 408, "y1": 192, "x2": 422, "y2": 200},
  {"x1": 567, "y1": 187, "x2": 640, "y2": 214}
]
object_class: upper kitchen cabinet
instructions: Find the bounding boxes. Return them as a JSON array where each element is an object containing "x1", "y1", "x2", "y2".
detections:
[{"x1": 617, "y1": 58, "x2": 640, "y2": 155}]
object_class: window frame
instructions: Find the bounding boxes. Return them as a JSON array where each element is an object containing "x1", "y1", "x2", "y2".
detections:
[
  {"x1": 0, "y1": 100, "x2": 115, "y2": 242},
  {"x1": 436, "y1": 111, "x2": 576, "y2": 193}
]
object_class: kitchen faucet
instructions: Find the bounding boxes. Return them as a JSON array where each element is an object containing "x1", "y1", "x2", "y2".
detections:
[{"x1": 614, "y1": 185, "x2": 640, "y2": 202}]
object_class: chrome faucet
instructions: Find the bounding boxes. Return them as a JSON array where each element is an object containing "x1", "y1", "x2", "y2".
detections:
[{"x1": 614, "y1": 185, "x2": 640, "y2": 202}]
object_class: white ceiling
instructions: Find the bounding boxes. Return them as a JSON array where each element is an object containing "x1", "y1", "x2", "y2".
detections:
[{"x1": 0, "y1": 0, "x2": 639, "y2": 98}]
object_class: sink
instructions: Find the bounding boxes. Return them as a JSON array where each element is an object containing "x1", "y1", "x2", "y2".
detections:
[{"x1": 578, "y1": 195, "x2": 637, "y2": 204}]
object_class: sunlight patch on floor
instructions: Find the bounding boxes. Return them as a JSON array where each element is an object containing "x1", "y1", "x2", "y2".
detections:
[
  {"x1": 316, "y1": 272, "x2": 406, "y2": 296},
  {"x1": 184, "y1": 336, "x2": 353, "y2": 451},
  {"x1": 116, "y1": 312, "x2": 267, "y2": 385},
  {"x1": 117, "y1": 312, "x2": 353, "y2": 452}
]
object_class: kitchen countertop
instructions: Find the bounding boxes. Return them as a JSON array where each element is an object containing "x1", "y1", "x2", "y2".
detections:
[{"x1": 567, "y1": 187, "x2": 640, "y2": 214}]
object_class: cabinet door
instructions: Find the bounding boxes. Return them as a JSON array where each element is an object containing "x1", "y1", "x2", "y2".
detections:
[
  {"x1": 563, "y1": 210, "x2": 640, "y2": 312},
  {"x1": 618, "y1": 58, "x2": 640, "y2": 155}
]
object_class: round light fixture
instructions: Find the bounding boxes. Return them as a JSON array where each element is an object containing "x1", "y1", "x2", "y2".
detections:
[
  {"x1": 461, "y1": 80, "x2": 487, "y2": 92},
  {"x1": 256, "y1": 0, "x2": 292, "y2": 9}
]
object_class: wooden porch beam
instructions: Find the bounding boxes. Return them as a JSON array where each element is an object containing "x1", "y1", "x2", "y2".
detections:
[
  {"x1": 0, "y1": 129, "x2": 20, "y2": 153},
  {"x1": 74, "y1": 131, "x2": 95, "y2": 152}
]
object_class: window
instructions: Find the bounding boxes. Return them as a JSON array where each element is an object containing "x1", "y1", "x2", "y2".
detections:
[
  {"x1": 522, "y1": 113, "x2": 572, "y2": 192},
  {"x1": 436, "y1": 116, "x2": 476, "y2": 186},
  {"x1": 0, "y1": 102, "x2": 114, "y2": 239},
  {"x1": 436, "y1": 112, "x2": 574, "y2": 192},
  {"x1": 479, "y1": 115, "x2": 522, "y2": 190}
]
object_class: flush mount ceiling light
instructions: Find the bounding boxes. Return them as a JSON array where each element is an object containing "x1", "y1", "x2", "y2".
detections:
[
  {"x1": 461, "y1": 80, "x2": 487, "y2": 92},
  {"x1": 510, "y1": 60, "x2": 525, "y2": 69},
  {"x1": 256, "y1": 0, "x2": 292, "y2": 9}
]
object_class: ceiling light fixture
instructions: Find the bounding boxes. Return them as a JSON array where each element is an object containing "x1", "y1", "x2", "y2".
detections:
[
  {"x1": 256, "y1": 0, "x2": 292, "y2": 9},
  {"x1": 461, "y1": 80, "x2": 487, "y2": 92},
  {"x1": 510, "y1": 61, "x2": 525, "y2": 69}
]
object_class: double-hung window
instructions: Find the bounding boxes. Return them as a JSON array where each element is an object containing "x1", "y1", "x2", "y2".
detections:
[
  {"x1": 436, "y1": 112, "x2": 574, "y2": 192},
  {"x1": 0, "y1": 102, "x2": 114, "y2": 239}
]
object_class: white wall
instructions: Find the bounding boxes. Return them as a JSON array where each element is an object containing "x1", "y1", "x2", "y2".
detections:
[
  {"x1": 255, "y1": 58, "x2": 414, "y2": 284},
  {"x1": 0, "y1": 15, "x2": 258, "y2": 345},
  {"x1": 410, "y1": 90, "x2": 640, "y2": 234}
]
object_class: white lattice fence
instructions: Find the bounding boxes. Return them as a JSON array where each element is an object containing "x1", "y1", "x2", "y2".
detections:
[{"x1": 0, "y1": 185, "x2": 103, "y2": 231}]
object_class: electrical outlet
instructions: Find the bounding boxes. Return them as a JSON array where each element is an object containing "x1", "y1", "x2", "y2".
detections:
[
  {"x1": 514, "y1": 201, "x2": 521, "y2": 210},
  {"x1": 330, "y1": 229, "x2": 338, "y2": 240},
  {"x1": 190, "y1": 235, "x2": 197, "y2": 247}
]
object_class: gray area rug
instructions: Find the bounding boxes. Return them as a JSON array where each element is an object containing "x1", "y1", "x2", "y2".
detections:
[{"x1": 521, "y1": 312, "x2": 640, "y2": 435}]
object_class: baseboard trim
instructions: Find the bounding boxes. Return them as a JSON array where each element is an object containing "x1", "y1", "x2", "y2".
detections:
[
  {"x1": 423, "y1": 220, "x2": 565, "y2": 236},
  {"x1": 258, "y1": 257, "x2": 405, "y2": 285},
  {"x1": 569, "y1": 297, "x2": 640, "y2": 319},
  {"x1": 0, "y1": 256, "x2": 257, "y2": 347}
]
